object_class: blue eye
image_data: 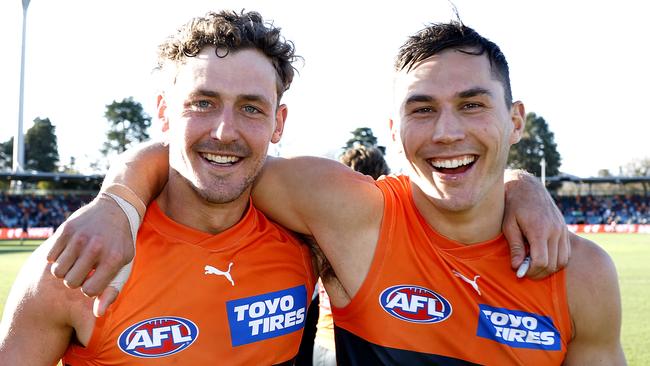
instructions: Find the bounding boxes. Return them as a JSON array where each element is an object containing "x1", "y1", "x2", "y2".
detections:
[
  {"x1": 195, "y1": 100, "x2": 212, "y2": 109},
  {"x1": 243, "y1": 105, "x2": 260, "y2": 114}
]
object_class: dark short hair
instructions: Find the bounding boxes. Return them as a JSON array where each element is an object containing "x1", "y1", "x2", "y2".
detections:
[
  {"x1": 340, "y1": 145, "x2": 390, "y2": 180},
  {"x1": 156, "y1": 10, "x2": 298, "y2": 100},
  {"x1": 395, "y1": 21, "x2": 512, "y2": 107}
]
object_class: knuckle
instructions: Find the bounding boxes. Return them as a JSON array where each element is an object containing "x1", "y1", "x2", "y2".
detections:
[
  {"x1": 63, "y1": 278, "x2": 80, "y2": 289},
  {"x1": 85, "y1": 239, "x2": 104, "y2": 257},
  {"x1": 531, "y1": 257, "x2": 548, "y2": 271},
  {"x1": 82, "y1": 283, "x2": 100, "y2": 297},
  {"x1": 106, "y1": 250, "x2": 126, "y2": 268},
  {"x1": 51, "y1": 264, "x2": 65, "y2": 278}
]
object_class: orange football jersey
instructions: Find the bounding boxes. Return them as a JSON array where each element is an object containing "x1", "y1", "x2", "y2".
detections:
[
  {"x1": 332, "y1": 175, "x2": 571, "y2": 366},
  {"x1": 63, "y1": 200, "x2": 315, "y2": 365}
]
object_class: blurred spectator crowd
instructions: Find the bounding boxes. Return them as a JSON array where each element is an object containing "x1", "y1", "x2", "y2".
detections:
[
  {"x1": 0, "y1": 192, "x2": 95, "y2": 229},
  {"x1": 556, "y1": 194, "x2": 650, "y2": 225},
  {"x1": 0, "y1": 192, "x2": 648, "y2": 228}
]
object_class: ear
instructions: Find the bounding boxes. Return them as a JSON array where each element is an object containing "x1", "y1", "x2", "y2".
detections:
[
  {"x1": 157, "y1": 94, "x2": 169, "y2": 132},
  {"x1": 271, "y1": 104, "x2": 288, "y2": 144},
  {"x1": 509, "y1": 101, "x2": 526, "y2": 145}
]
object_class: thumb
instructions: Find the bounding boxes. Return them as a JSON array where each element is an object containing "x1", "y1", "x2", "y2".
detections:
[
  {"x1": 504, "y1": 223, "x2": 527, "y2": 269},
  {"x1": 93, "y1": 286, "x2": 120, "y2": 317},
  {"x1": 92, "y1": 261, "x2": 133, "y2": 317}
]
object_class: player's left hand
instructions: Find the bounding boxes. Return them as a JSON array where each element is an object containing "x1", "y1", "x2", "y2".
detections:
[{"x1": 502, "y1": 171, "x2": 570, "y2": 279}]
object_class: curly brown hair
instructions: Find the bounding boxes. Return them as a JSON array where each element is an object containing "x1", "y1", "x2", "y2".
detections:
[
  {"x1": 156, "y1": 10, "x2": 298, "y2": 100},
  {"x1": 340, "y1": 145, "x2": 390, "y2": 180}
]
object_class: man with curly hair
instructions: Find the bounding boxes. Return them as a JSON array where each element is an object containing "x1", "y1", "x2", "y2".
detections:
[{"x1": 0, "y1": 10, "x2": 315, "y2": 365}]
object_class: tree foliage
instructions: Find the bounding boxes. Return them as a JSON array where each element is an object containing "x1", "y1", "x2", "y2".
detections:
[
  {"x1": 0, "y1": 137, "x2": 12, "y2": 171},
  {"x1": 0, "y1": 118, "x2": 60, "y2": 172},
  {"x1": 25, "y1": 117, "x2": 59, "y2": 172},
  {"x1": 102, "y1": 97, "x2": 151, "y2": 155},
  {"x1": 508, "y1": 112, "x2": 561, "y2": 177},
  {"x1": 623, "y1": 157, "x2": 650, "y2": 177},
  {"x1": 345, "y1": 127, "x2": 378, "y2": 149}
]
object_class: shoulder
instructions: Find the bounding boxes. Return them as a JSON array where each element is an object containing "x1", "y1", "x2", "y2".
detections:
[
  {"x1": 566, "y1": 233, "x2": 619, "y2": 305},
  {"x1": 564, "y1": 233, "x2": 624, "y2": 362}
]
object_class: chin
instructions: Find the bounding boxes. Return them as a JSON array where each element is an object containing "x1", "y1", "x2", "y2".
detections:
[{"x1": 432, "y1": 193, "x2": 477, "y2": 213}]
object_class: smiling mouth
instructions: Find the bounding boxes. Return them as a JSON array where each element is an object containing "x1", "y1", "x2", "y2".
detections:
[
  {"x1": 428, "y1": 155, "x2": 477, "y2": 174},
  {"x1": 201, "y1": 152, "x2": 241, "y2": 166}
]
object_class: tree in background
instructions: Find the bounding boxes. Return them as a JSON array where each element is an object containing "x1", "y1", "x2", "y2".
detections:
[
  {"x1": 623, "y1": 157, "x2": 650, "y2": 177},
  {"x1": 344, "y1": 127, "x2": 385, "y2": 154},
  {"x1": 102, "y1": 97, "x2": 151, "y2": 155},
  {"x1": 0, "y1": 138, "x2": 12, "y2": 171},
  {"x1": 598, "y1": 169, "x2": 613, "y2": 177},
  {"x1": 0, "y1": 118, "x2": 60, "y2": 172},
  {"x1": 345, "y1": 127, "x2": 378, "y2": 149},
  {"x1": 508, "y1": 112, "x2": 561, "y2": 177},
  {"x1": 25, "y1": 117, "x2": 60, "y2": 172}
]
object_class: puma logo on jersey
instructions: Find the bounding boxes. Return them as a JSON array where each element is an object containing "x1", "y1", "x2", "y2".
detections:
[
  {"x1": 452, "y1": 269, "x2": 481, "y2": 296},
  {"x1": 205, "y1": 263, "x2": 234, "y2": 286}
]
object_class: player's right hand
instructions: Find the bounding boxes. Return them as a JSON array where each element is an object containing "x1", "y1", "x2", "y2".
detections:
[{"x1": 46, "y1": 194, "x2": 135, "y2": 316}]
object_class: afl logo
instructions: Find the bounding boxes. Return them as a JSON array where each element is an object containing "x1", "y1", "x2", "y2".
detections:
[
  {"x1": 379, "y1": 285, "x2": 452, "y2": 323},
  {"x1": 117, "y1": 316, "x2": 199, "y2": 358}
]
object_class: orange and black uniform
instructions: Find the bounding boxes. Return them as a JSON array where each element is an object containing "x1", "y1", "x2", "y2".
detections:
[
  {"x1": 332, "y1": 175, "x2": 571, "y2": 366},
  {"x1": 63, "y1": 201, "x2": 315, "y2": 365}
]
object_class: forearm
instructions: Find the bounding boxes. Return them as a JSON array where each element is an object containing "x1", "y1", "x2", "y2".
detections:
[
  {"x1": 252, "y1": 155, "x2": 380, "y2": 234},
  {"x1": 101, "y1": 141, "x2": 170, "y2": 213}
]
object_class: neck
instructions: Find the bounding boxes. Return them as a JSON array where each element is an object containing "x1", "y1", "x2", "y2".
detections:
[
  {"x1": 410, "y1": 181, "x2": 505, "y2": 244},
  {"x1": 157, "y1": 177, "x2": 250, "y2": 235}
]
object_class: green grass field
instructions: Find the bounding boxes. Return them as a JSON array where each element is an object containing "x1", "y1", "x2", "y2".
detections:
[{"x1": 1, "y1": 235, "x2": 649, "y2": 364}]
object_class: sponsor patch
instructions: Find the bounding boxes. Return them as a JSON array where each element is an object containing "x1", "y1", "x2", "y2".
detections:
[
  {"x1": 226, "y1": 285, "x2": 307, "y2": 346},
  {"x1": 117, "y1": 316, "x2": 199, "y2": 358},
  {"x1": 379, "y1": 285, "x2": 452, "y2": 323},
  {"x1": 477, "y1": 304, "x2": 561, "y2": 350}
]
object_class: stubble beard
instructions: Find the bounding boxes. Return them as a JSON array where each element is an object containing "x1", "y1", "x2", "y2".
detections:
[{"x1": 185, "y1": 154, "x2": 266, "y2": 205}]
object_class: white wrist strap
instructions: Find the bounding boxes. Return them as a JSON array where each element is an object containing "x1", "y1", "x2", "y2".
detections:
[{"x1": 104, "y1": 192, "x2": 140, "y2": 291}]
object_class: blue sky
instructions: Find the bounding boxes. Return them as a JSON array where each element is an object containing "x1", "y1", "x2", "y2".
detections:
[{"x1": 1, "y1": 0, "x2": 648, "y2": 177}]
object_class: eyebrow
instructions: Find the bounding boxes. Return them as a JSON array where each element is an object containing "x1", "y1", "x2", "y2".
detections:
[
  {"x1": 240, "y1": 94, "x2": 272, "y2": 107},
  {"x1": 403, "y1": 87, "x2": 492, "y2": 107},
  {"x1": 404, "y1": 94, "x2": 435, "y2": 106},
  {"x1": 187, "y1": 90, "x2": 272, "y2": 107},
  {"x1": 458, "y1": 87, "x2": 492, "y2": 99},
  {"x1": 188, "y1": 89, "x2": 220, "y2": 99}
]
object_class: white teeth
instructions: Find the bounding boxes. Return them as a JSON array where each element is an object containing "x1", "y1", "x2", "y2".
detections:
[
  {"x1": 431, "y1": 155, "x2": 476, "y2": 169},
  {"x1": 203, "y1": 153, "x2": 240, "y2": 164}
]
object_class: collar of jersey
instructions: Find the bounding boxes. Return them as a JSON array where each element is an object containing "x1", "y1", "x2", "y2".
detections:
[
  {"x1": 400, "y1": 175, "x2": 509, "y2": 259},
  {"x1": 142, "y1": 199, "x2": 257, "y2": 252}
]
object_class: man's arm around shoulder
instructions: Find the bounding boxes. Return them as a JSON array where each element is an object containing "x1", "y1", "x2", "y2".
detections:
[
  {"x1": 564, "y1": 233, "x2": 626, "y2": 365},
  {"x1": 0, "y1": 240, "x2": 92, "y2": 365}
]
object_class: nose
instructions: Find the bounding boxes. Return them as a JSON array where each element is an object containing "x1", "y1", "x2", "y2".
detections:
[
  {"x1": 210, "y1": 108, "x2": 238, "y2": 142},
  {"x1": 431, "y1": 108, "x2": 465, "y2": 144}
]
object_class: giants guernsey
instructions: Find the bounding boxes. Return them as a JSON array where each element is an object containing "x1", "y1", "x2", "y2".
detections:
[
  {"x1": 63, "y1": 200, "x2": 315, "y2": 365},
  {"x1": 332, "y1": 175, "x2": 571, "y2": 366}
]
